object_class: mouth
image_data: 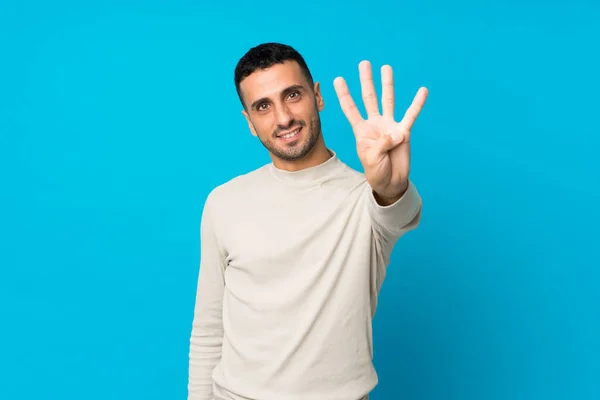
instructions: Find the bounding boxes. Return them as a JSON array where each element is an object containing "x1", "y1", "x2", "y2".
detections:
[{"x1": 277, "y1": 127, "x2": 302, "y2": 142}]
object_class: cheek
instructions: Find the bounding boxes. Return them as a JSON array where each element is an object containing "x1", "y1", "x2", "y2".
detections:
[
  {"x1": 252, "y1": 118, "x2": 275, "y2": 138},
  {"x1": 299, "y1": 100, "x2": 318, "y2": 117}
]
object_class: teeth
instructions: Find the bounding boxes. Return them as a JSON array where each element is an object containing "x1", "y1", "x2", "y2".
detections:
[{"x1": 280, "y1": 128, "x2": 300, "y2": 139}]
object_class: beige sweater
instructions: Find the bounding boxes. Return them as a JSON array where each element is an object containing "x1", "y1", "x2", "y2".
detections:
[{"x1": 188, "y1": 151, "x2": 422, "y2": 400}]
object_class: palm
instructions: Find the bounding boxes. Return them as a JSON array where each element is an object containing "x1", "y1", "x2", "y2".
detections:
[
  {"x1": 333, "y1": 61, "x2": 428, "y2": 199},
  {"x1": 352, "y1": 114, "x2": 410, "y2": 191}
]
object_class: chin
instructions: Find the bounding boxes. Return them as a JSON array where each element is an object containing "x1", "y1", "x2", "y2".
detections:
[
  {"x1": 261, "y1": 127, "x2": 320, "y2": 162},
  {"x1": 282, "y1": 142, "x2": 316, "y2": 161}
]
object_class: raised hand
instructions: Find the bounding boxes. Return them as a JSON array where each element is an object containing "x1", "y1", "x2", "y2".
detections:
[{"x1": 333, "y1": 60, "x2": 428, "y2": 204}]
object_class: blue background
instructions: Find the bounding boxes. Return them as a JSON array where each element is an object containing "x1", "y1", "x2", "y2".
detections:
[{"x1": 1, "y1": 1, "x2": 599, "y2": 399}]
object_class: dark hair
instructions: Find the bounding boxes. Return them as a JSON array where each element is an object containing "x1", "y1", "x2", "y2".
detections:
[{"x1": 234, "y1": 42, "x2": 314, "y2": 108}]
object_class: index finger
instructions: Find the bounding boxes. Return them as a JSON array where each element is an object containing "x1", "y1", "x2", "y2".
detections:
[
  {"x1": 400, "y1": 87, "x2": 429, "y2": 130},
  {"x1": 333, "y1": 76, "x2": 364, "y2": 128}
]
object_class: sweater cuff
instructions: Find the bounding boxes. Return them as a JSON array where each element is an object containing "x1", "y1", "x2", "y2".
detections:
[{"x1": 368, "y1": 180, "x2": 422, "y2": 231}]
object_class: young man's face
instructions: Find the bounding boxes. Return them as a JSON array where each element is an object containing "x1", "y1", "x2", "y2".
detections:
[{"x1": 240, "y1": 60, "x2": 324, "y2": 163}]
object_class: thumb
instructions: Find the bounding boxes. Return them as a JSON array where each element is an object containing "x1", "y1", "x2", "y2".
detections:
[{"x1": 376, "y1": 133, "x2": 395, "y2": 155}]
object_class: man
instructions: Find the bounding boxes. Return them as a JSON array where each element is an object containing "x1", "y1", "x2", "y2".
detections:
[{"x1": 188, "y1": 42, "x2": 428, "y2": 400}]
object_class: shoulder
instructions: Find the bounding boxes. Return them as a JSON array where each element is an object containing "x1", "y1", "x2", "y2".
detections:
[
  {"x1": 331, "y1": 159, "x2": 370, "y2": 191},
  {"x1": 203, "y1": 164, "x2": 270, "y2": 211},
  {"x1": 339, "y1": 162, "x2": 367, "y2": 181}
]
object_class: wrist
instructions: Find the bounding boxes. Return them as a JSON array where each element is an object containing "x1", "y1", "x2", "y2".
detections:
[{"x1": 373, "y1": 181, "x2": 409, "y2": 206}]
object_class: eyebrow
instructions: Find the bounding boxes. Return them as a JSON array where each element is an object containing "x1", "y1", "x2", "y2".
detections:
[{"x1": 250, "y1": 84, "x2": 305, "y2": 111}]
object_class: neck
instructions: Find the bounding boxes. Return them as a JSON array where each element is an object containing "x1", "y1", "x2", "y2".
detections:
[
  {"x1": 270, "y1": 136, "x2": 332, "y2": 172},
  {"x1": 267, "y1": 147, "x2": 343, "y2": 186}
]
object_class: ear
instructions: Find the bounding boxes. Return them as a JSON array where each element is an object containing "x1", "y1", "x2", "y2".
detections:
[
  {"x1": 241, "y1": 109, "x2": 258, "y2": 137},
  {"x1": 313, "y1": 81, "x2": 324, "y2": 112}
]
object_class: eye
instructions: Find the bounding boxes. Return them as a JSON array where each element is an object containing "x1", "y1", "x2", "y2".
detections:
[
  {"x1": 257, "y1": 103, "x2": 269, "y2": 111},
  {"x1": 287, "y1": 90, "x2": 300, "y2": 100}
]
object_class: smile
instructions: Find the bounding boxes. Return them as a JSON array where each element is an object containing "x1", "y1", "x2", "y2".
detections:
[{"x1": 277, "y1": 127, "x2": 302, "y2": 141}]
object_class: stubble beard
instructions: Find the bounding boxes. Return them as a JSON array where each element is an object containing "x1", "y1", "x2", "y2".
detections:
[{"x1": 258, "y1": 116, "x2": 322, "y2": 162}]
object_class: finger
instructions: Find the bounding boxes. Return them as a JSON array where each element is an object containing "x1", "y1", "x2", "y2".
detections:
[
  {"x1": 381, "y1": 65, "x2": 395, "y2": 118},
  {"x1": 333, "y1": 76, "x2": 364, "y2": 128},
  {"x1": 367, "y1": 134, "x2": 396, "y2": 168},
  {"x1": 390, "y1": 124, "x2": 410, "y2": 145},
  {"x1": 400, "y1": 87, "x2": 429, "y2": 130},
  {"x1": 359, "y1": 60, "x2": 380, "y2": 117},
  {"x1": 377, "y1": 133, "x2": 395, "y2": 155}
]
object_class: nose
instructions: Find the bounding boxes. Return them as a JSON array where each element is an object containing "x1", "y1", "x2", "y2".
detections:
[{"x1": 274, "y1": 104, "x2": 294, "y2": 128}]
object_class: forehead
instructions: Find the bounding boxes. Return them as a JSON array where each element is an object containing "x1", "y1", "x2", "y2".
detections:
[{"x1": 240, "y1": 61, "x2": 309, "y2": 103}]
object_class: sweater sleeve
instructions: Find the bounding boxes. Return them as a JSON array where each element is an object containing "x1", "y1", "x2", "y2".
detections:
[
  {"x1": 366, "y1": 180, "x2": 422, "y2": 286},
  {"x1": 188, "y1": 194, "x2": 226, "y2": 400}
]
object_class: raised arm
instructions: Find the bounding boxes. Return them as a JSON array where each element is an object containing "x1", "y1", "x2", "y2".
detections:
[
  {"x1": 366, "y1": 179, "x2": 422, "y2": 264},
  {"x1": 188, "y1": 194, "x2": 226, "y2": 400},
  {"x1": 334, "y1": 60, "x2": 427, "y2": 285}
]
